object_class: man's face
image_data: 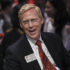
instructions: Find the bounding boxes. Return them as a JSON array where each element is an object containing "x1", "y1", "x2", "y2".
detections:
[{"x1": 20, "y1": 8, "x2": 43, "y2": 40}]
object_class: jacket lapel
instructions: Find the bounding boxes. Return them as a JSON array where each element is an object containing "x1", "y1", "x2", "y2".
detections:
[
  {"x1": 41, "y1": 32, "x2": 63, "y2": 69},
  {"x1": 19, "y1": 35, "x2": 41, "y2": 70}
]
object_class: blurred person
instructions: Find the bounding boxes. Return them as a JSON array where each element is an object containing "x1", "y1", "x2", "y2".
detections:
[
  {"x1": 64, "y1": 0, "x2": 70, "y2": 25},
  {"x1": 34, "y1": 0, "x2": 45, "y2": 18},
  {"x1": 18, "y1": 0, "x2": 28, "y2": 4},
  {"x1": 62, "y1": 23, "x2": 70, "y2": 46},
  {"x1": 65, "y1": 0, "x2": 70, "y2": 16},
  {"x1": 0, "y1": 4, "x2": 5, "y2": 44},
  {"x1": 28, "y1": 0, "x2": 35, "y2": 4},
  {"x1": 3, "y1": 4, "x2": 70, "y2": 70},
  {"x1": 1, "y1": 0, "x2": 14, "y2": 28},
  {"x1": 0, "y1": 4, "x2": 5, "y2": 70},
  {"x1": 62, "y1": 0, "x2": 70, "y2": 46},
  {"x1": 0, "y1": 4, "x2": 3, "y2": 19},
  {"x1": 0, "y1": 0, "x2": 14, "y2": 43},
  {"x1": 34, "y1": 0, "x2": 45, "y2": 31},
  {"x1": 65, "y1": 35, "x2": 70, "y2": 52},
  {"x1": 1, "y1": 4, "x2": 23, "y2": 70},
  {"x1": 65, "y1": 24, "x2": 70, "y2": 34},
  {"x1": 43, "y1": 0, "x2": 55, "y2": 33},
  {"x1": 1, "y1": 4, "x2": 24, "y2": 59},
  {"x1": 2, "y1": 4, "x2": 23, "y2": 49},
  {"x1": 43, "y1": 0, "x2": 68, "y2": 39}
]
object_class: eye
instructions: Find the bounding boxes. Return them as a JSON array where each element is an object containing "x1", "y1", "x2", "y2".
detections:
[
  {"x1": 31, "y1": 19, "x2": 38, "y2": 23},
  {"x1": 23, "y1": 20, "x2": 29, "y2": 24}
]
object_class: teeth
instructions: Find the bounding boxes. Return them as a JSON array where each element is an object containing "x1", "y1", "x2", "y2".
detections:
[
  {"x1": 30, "y1": 31, "x2": 33, "y2": 32},
  {"x1": 29, "y1": 29, "x2": 35, "y2": 32},
  {"x1": 30, "y1": 30, "x2": 34, "y2": 32}
]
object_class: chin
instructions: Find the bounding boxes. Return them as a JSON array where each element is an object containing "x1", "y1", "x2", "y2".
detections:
[
  {"x1": 28, "y1": 33, "x2": 39, "y2": 40},
  {"x1": 29, "y1": 36, "x2": 38, "y2": 40}
]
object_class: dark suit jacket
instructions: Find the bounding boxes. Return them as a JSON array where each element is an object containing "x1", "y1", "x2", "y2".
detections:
[
  {"x1": 3, "y1": 32, "x2": 70, "y2": 70},
  {"x1": 2, "y1": 28, "x2": 23, "y2": 48}
]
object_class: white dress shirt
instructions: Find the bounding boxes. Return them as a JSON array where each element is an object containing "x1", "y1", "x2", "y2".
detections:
[
  {"x1": 27, "y1": 35, "x2": 60, "y2": 70},
  {"x1": 0, "y1": 19, "x2": 4, "y2": 33},
  {"x1": 43, "y1": 13, "x2": 55, "y2": 33}
]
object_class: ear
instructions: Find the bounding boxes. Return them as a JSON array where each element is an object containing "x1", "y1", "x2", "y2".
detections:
[
  {"x1": 20, "y1": 23, "x2": 23, "y2": 29},
  {"x1": 41, "y1": 16, "x2": 44, "y2": 24},
  {"x1": 19, "y1": 20, "x2": 22, "y2": 28}
]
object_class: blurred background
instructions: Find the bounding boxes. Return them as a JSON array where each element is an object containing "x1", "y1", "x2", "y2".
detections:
[{"x1": 0, "y1": 0, "x2": 70, "y2": 70}]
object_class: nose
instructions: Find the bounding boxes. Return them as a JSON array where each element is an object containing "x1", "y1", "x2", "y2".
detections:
[{"x1": 28, "y1": 20, "x2": 33, "y2": 27}]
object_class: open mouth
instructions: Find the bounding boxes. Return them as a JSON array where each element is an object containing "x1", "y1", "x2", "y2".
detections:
[
  {"x1": 29, "y1": 29, "x2": 36, "y2": 35},
  {"x1": 29, "y1": 29, "x2": 36, "y2": 32}
]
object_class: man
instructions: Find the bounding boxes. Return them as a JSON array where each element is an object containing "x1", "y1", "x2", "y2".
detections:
[{"x1": 3, "y1": 4, "x2": 70, "y2": 70}]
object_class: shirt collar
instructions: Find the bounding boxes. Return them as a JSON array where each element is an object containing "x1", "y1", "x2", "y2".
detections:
[{"x1": 26, "y1": 34, "x2": 42, "y2": 45}]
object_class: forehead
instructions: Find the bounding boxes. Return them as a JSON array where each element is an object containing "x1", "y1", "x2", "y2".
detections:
[
  {"x1": 22, "y1": 8, "x2": 39, "y2": 20},
  {"x1": 45, "y1": 1, "x2": 52, "y2": 6},
  {"x1": 24, "y1": 8, "x2": 37, "y2": 15}
]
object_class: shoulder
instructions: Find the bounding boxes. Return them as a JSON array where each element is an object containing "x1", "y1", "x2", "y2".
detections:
[
  {"x1": 42, "y1": 32, "x2": 60, "y2": 39},
  {"x1": 42, "y1": 32, "x2": 66, "y2": 52},
  {"x1": 41, "y1": 32, "x2": 63, "y2": 45},
  {"x1": 6, "y1": 27, "x2": 13, "y2": 33},
  {"x1": 6, "y1": 35, "x2": 24, "y2": 53},
  {"x1": 4, "y1": 34, "x2": 28, "y2": 59}
]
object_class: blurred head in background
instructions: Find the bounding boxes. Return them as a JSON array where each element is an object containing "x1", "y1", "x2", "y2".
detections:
[{"x1": 44, "y1": 0, "x2": 67, "y2": 20}]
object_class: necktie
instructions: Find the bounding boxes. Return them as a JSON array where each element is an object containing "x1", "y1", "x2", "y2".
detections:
[{"x1": 36, "y1": 40, "x2": 55, "y2": 70}]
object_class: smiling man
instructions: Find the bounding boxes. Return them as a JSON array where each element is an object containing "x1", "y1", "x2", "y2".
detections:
[
  {"x1": 19, "y1": 6, "x2": 43, "y2": 40},
  {"x1": 3, "y1": 4, "x2": 70, "y2": 70}
]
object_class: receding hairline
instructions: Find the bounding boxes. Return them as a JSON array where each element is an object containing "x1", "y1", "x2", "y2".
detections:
[
  {"x1": 18, "y1": 4, "x2": 37, "y2": 15},
  {"x1": 18, "y1": 4, "x2": 42, "y2": 18},
  {"x1": 18, "y1": 4, "x2": 43, "y2": 24}
]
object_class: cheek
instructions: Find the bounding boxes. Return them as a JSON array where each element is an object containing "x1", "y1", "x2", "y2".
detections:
[
  {"x1": 20, "y1": 23, "x2": 26, "y2": 29},
  {"x1": 37, "y1": 24, "x2": 42, "y2": 30}
]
